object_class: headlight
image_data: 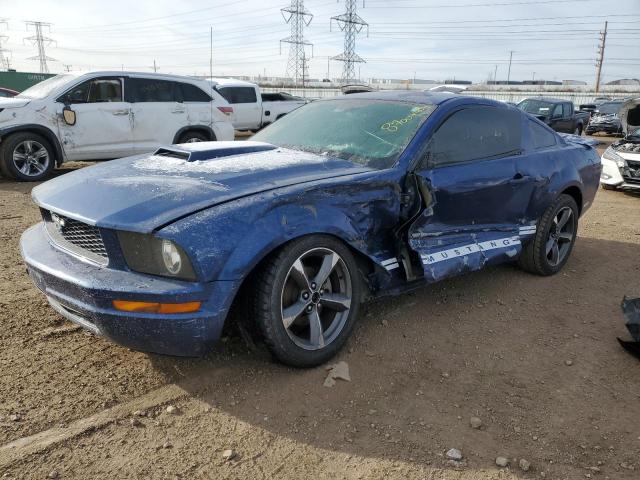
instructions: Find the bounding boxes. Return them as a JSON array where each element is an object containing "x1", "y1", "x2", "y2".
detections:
[
  {"x1": 602, "y1": 146, "x2": 626, "y2": 168},
  {"x1": 118, "y1": 231, "x2": 197, "y2": 281}
]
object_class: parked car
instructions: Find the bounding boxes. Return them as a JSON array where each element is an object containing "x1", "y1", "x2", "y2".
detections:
[
  {"x1": 600, "y1": 97, "x2": 640, "y2": 190},
  {"x1": 211, "y1": 78, "x2": 306, "y2": 130},
  {"x1": 0, "y1": 71, "x2": 235, "y2": 181},
  {"x1": 579, "y1": 103, "x2": 597, "y2": 114},
  {"x1": 20, "y1": 92, "x2": 601, "y2": 367},
  {"x1": 585, "y1": 100, "x2": 626, "y2": 136},
  {"x1": 0, "y1": 87, "x2": 18, "y2": 98},
  {"x1": 517, "y1": 97, "x2": 591, "y2": 135}
]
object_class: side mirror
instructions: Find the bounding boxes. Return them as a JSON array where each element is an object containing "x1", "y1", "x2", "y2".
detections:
[{"x1": 62, "y1": 106, "x2": 76, "y2": 126}]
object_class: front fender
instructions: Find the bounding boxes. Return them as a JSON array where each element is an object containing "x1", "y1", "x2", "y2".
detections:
[{"x1": 161, "y1": 172, "x2": 403, "y2": 282}]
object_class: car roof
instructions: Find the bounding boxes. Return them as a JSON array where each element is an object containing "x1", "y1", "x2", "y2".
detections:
[
  {"x1": 65, "y1": 70, "x2": 210, "y2": 85},
  {"x1": 522, "y1": 97, "x2": 568, "y2": 104},
  {"x1": 327, "y1": 90, "x2": 459, "y2": 105},
  {"x1": 209, "y1": 77, "x2": 257, "y2": 88}
]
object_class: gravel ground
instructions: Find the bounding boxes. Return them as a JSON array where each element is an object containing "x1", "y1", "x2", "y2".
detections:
[{"x1": 1, "y1": 137, "x2": 640, "y2": 479}]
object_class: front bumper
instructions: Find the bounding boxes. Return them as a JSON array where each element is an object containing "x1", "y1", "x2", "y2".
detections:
[
  {"x1": 600, "y1": 156, "x2": 640, "y2": 189},
  {"x1": 20, "y1": 223, "x2": 241, "y2": 356},
  {"x1": 586, "y1": 124, "x2": 622, "y2": 134}
]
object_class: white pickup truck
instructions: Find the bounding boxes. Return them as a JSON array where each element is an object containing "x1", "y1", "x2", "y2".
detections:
[{"x1": 211, "y1": 78, "x2": 307, "y2": 131}]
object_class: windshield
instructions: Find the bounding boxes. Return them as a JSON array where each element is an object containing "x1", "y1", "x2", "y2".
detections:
[
  {"x1": 597, "y1": 102, "x2": 623, "y2": 115},
  {"x1": 517, "y1": 99, "x2": 554, "y2": 116},
  {"x1": 17, "y1": 74, "x2": 74, "y2": 99},
  {"x1": 252, "y1": 99, "x2": 436, "y2": 169}
]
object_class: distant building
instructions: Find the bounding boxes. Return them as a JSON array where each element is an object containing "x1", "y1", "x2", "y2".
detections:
[
  {"x1": 605, "y1": 78, "x2": 640, "y2": 86},
  {"x1": 444, "y1": 79, "x2": 472, "y2": 85},
  {"x1": 521, "y1": 80, "x2": 563, "y2": 86},
  {"x1": 562, "y1": 80, "x2": 588, "y2": 86}
]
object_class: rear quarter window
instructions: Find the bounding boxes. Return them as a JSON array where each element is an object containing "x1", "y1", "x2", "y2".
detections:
[
  {"x1": 529, "y1": 120, "x2": 557, "y2": 149},
  {"x1": 217, "y1": 86, "x2": 257, "y2": 104},
  {"x1": 129, "y1": 78, "x2": 176, "y2": 102},
  {"x1": 179, "y1": 83, "x2": 211, "y2": 102}
]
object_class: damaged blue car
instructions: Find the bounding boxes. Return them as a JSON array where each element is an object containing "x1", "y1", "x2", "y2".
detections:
[{"x1": 20, "y1": 91, "x2": 601, "y2": 367}]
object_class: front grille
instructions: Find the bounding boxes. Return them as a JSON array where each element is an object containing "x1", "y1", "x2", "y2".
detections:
[{"x1": 43, "y1": 211, "x2": 109, "y2": 265}]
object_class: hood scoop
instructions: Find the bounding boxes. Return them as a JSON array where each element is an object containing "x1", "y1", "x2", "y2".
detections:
[{"x1": 154, "y1": 141, "x2": 277, "y2": 162}]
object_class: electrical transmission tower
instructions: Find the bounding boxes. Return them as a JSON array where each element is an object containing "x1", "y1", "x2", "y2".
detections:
[
  {"x1": 280, "y1": 1, "x2": 313, "y2": 85},
  {"x1": 331, "y1": 0, "x2": 368, "y2": 84},
  {"x1": 594, "y1": 21, "x2": 608, "y2": 93},
  {"x1": 0, "y1": 19, "x2": 10, "y2": 70},
  {"x1": 24, "y1": 21, "x2": 56, "y2": 73}
]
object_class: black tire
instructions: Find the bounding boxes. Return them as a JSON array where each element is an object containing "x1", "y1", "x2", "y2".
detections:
[
  {"x1": 252, "y1": 235, "x2": 362, "y2": 367},
  {"x1": 0, "y1": 132, "x2": 55, "y2": 182},
  {"x1": 518, "y1": 194, "x2": 579, "y2": 276},
  {"x1": 178, "y1": 131, "x2": 210, "y2": 143},
  {"x1": 574, "y1": 125, "x2": 583, "y2": 136}
]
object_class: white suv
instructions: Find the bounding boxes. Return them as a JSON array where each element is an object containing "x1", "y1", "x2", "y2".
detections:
[{"x1": 0, "y1": 71, "x2": 235, "y2": 181}]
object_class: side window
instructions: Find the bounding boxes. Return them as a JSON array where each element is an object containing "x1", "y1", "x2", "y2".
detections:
[
  {"x1": 59, "y1": 78, "x2": 123, "y2": 104},
  {"x1": 130, "y1": 78, "x2": 176, "y2": 102},
  {"x1": 562, "y1": 103, "x2": 572, "y2": 117},
  {"x1": 529, "y1": 120, "x2": 557, "y2": 149},
  {"x1": 426, "y1": 106, "x2": 522, "y2": 167},
  {"x1": 552, "y1": 104, "x2": 563, "y2": 118},
  {"x1": 179, "y1": 83, "x2": 212, "y2": 102},
  {"x1": 217, "y1": 86, "x2": 257, "y2": 104}
]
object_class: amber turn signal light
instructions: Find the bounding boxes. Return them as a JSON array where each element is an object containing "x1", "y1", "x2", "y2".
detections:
[{"x1": 112, "y1": 300, "x2": 201, "y2": 314}]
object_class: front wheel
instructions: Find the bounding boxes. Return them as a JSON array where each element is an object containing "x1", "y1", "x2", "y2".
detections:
[
  {"x1": 252, "y1": 235, "x2": 362, "y2": 367},
  {"x1": 573, "y1": 125, "x2": 583, "y2": 136},
  {"x1": 518, "y1": 194, "x2": 578, "y2": 276},
  {"x1": 0, "y1": 132, "x2": 55, "y2": 181},
  {"x1": 178, "y1": 131, "x2": 210, "y2": 143}
]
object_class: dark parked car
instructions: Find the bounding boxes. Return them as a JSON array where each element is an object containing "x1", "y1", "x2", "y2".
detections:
[
  {"x1": 517, "y1": 97, "x2": 591, "y2": 135},
  {"x1": 585, "y1": 100, "x2": 625, "y2": 136},
  {"x1": 20, "y1": 92, "x2": 602, "y2": 367}
]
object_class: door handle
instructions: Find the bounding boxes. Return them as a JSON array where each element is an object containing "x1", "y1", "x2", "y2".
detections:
[
  {"x1": 112, "y1": 110, "x2": 129, "y2": 115},
  {"x1": 510, "y1": 172, "x2": 530, "y2": 183}
]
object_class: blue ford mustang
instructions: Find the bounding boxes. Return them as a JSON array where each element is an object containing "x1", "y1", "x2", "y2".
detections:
[{"x1": 20, "y1": 92, "x2": 601, "y2": 367}]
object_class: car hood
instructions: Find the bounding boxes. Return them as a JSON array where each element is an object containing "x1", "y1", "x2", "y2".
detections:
[
  {"x1": 620, "y1": 97, "x2": 640, "y2": 133},
  {"x1": 590, "y1": 112, "x2": 620, "y2": 124},
  {"x1": 0, "y1": 97, "x2": 31, "y2": 109},
  {"x1": 32, "y1": 141, "x2": 373, "y2": 233}
]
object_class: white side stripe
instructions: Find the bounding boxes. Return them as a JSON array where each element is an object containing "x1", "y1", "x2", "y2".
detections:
[
  {"x1": 421, "y1": 236, "x2": 521, "y2": 265},
  {"x1": 384, "y1": 262, "x2": 400, "y2": 271},
  {"x1": 381, "y1": 257, "x2": 398, "y2": 266}
]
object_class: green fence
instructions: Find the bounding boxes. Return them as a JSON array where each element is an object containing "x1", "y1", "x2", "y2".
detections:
[{"x1": 0, "y1": 71, "x2": 56, "y2": 92}]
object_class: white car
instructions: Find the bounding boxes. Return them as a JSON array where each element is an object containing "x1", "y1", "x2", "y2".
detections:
[
  {"x1": 0, "y1": 71, "x2": 235, "y2": 181},
  {"x1": 600, "y1": 97, "x2": 640, "y2": 191},
  {"x1": 211, "y1": 78, "x2": 306, "y2": 131}
]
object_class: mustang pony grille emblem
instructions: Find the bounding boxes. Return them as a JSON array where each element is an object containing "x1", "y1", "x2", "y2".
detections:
[{"x1": 51, "y1": 213, "x2": 66, "y2": 231}]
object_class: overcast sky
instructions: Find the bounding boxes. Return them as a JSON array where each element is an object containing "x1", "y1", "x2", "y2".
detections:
[{"x1": 1, "y1": 0, "x2": 639, "y2": 84}]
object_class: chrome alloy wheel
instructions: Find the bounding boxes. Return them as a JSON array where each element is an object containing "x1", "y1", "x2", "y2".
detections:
[
  {"x1": 546, "y1": 206, "x2": 575, "y2": 267},
  {"x1": 12, "y1": 140, "x2": 50, "y2": 177},
  {"x1": 280, "y1": 247, "x2": 352, "y2": 351},
  {"x1": 184, "y1": 137, "x2": 203, "y2": 143}
]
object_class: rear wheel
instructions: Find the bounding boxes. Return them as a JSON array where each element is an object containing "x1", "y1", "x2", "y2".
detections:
[
  {"x1": 518, "y1": 194, "x2": 578, "y2": 276},
  {"x1": 178, "y1": 131, "x2": 210, "y2": 143},
  {"x1": 573, "y1": 125, "x2": 582, "y2": 136},
  {"x1": 252, "y1": 235, "x2": 361, "y2": 367},
  {"x1": 0, "y1": 132, "x2": 55, "y2": 181}
]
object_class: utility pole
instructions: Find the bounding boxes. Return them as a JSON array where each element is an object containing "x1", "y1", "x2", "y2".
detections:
[
  {"x1": 209, "y1": 26, "x2": 213, "y2": 81},
  {"x1": 506, "y1": 50, "x2": 513, "y2": 85},
  {"x1": 153, "y1": 59, "x2": 157, "y2": 72},
  {"x1": 280, "y1": 0, "x2": 313, "y2": 85},
  {"x1": 331, "y1": 0, "x2": 368, "y2": 84},
  {"x1": 0, "y1": 19, "x2": 10, "y2": 71},
  {"x1": 532, "y1": 72, "x2": 536, "y2": 83},
  {"x1": 326, "y1": 56, "x2": 330, "y2": 81},
  {"x1": 24, "y1": 21, "x2": 56, "y2": 73},
  {"x1": 63, "y1": 64, "x2": 72, "y2": 72},
  {"x1": 595, "y1": 21, "x2": 608, "y2": 93},
  {"x1": 493, "y1": 64, "x2": 498, "y2": 84}
]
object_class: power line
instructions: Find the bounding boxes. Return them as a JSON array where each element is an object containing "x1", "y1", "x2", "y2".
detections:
[
  {"x1": 24, "y1": 21, "x2": 56, "y2": 73},
  {"x1": 331, "y1": 0, "x2": 368, "y2": 83},
  {"x1": 280, "y1": 0, "x2": 313, "y2": 85}
]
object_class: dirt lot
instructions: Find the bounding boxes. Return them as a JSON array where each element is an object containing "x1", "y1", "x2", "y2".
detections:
[{"x1": 1, "y1": 138, "x2": 639, "y2": 479}]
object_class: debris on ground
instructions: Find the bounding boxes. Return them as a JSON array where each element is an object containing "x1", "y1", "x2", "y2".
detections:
[
  {"x1": 47, "y1": 471, "x2": 59, "y2": 479},
  {"x1": 618, "y1": 297, "x2": 640, "y2": 359},
  {"x1": 165, "y1": 405, "x2": 179, "y2": 415},
  {"x1": 495, "y1": 456, "x2": 509, "y2": 467},
  {"x1": 445, "y1": 448, "x2": 463, "y2": 461},
  {"x1": 565, "y1": 360, "x2": 574, "y2": 366},
  {"x1": 323, "y1": 361, "x2": 351, "y2": 387},
  {"x1": 519, "y1": 458, "x2": 531, "y2": 471},
  {"x1": 469, "y1": 416, "x2": 482, "y2": 429},
  {"x1": 222, "y1": 449, "x2": 236, "y2": 461}
]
